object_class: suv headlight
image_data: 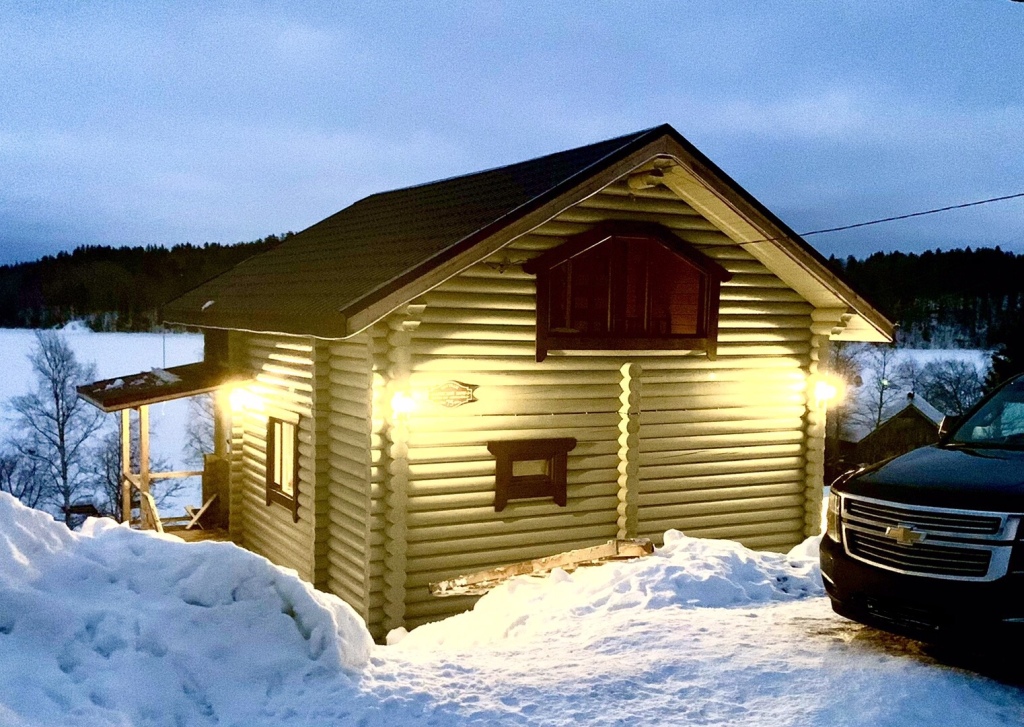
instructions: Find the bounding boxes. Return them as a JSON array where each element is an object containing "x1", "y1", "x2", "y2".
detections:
[{"x1": 825, "y1": 490, "x2": 842, "y2": 542}]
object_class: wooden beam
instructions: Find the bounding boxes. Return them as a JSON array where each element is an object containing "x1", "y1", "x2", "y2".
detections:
[
  {"x1": 658, "y1": 161, "x2": 893, "y2": 342},
  {"x1": 429, "y1": 538, "x2": 654, "y2": 597},
  {"x1": 138, "y1": 405, "x2": 150, "y2": 495},
  {"x1": 149, "y1": 470, "x2": 205, "y2": 480},
  {"x1": 120, "y1": 409, "x2": 131, "y2": 524},
  {"x1": 139, "y1": 491, "x2": 163, "y2": 533}
]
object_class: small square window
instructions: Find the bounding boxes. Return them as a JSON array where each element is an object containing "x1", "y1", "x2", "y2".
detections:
[
  {"x1": 488, "y1": 438, "x2": 577, "y2": 512},
  {"x1": 266, "y1": 417, "x2": 299, "y2": 522}
]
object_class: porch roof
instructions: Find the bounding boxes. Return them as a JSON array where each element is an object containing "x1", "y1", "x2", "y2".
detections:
[{"x1": 76, "y1": 361, "x2": 246, "y2": 413}]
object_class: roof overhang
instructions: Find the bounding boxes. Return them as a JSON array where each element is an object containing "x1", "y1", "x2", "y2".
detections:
[
  {"x1": 77, "y1": 362, "x2": 249, "y2": 413},
  {"x1": 654, "y1": 153, "x2": 893, "y2": 343}
]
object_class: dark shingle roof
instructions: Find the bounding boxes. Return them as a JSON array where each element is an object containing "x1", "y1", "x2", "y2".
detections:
[{"x1": 164, "y1": 126, "x2": 666, "y2": 336}]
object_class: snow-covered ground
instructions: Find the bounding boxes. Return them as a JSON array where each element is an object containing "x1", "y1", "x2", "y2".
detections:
[
  {"x1": 897, "y1": 348, "x2": 991, "y2": 370},
  {"x1": 0, "y1": 492, "x2": 1020, "y2": 727},
  {"x1": 0, "y1": 325, "x2": 205, "y2": 512}
]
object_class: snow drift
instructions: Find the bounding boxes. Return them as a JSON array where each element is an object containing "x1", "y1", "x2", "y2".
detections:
[
  {"x1": 0, "y1": 493, "x2": 372, "y2": 727},
  {"x1": 394, "y1": 530, "x2": 824, "y2": 650}
]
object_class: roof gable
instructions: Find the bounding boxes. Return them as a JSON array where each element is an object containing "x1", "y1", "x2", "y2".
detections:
[{"x1": 164, "y1": 124, "x2": 894, "y2": 343}]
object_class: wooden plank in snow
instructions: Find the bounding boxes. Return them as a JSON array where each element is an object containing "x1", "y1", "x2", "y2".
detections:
[{"x1": 428, "y1": 538, "x2": 654, "y2": 597}]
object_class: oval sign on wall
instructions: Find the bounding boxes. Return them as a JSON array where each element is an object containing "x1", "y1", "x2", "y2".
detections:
[{"x1": 429, "y1": 380, "x2": 479, "y2": 408}]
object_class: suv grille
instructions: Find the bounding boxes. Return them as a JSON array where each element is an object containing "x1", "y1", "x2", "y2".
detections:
[
  {"x1": 844, "y1": 498, "x2": 1004, "y2": 537},
  {"x1": 846, "y1": 530, "x2": 991, "y2": 578},
  {"x1": 840, "y1": 494, "x2": 1018, "y2": 582}
]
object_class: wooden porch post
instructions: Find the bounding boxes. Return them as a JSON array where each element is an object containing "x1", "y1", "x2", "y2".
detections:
[
  {"x1": 120, "y1": 409, "x2": 131, "y2": 524},
  {"x1": 139, "y1": 404, "x2": 150, "y2": 497}
]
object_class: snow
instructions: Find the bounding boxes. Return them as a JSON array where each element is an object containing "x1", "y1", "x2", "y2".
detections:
[
  {"x1": 1, "y1": 491, "x2": 1020, "y2": 726},
  {"x1": 846, "y1": 347, "x2": 990, "y2": 442},
  {"x1": 392, "y1": 530, "x2": 824, "y2": 650},
  {"x1": 150, "y1": 368, "x2": 182, "y2": 385},
  {"x1": 0, "y1": 493, "x2": 371, "y2": 727},
  {"x1": 897, "y1": 348, "x2": 991, "y2": 370}
]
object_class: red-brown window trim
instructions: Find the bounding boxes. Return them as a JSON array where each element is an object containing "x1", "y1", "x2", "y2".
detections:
[
  {"x1": 266, "y1": 416, "x2": 300, "y2": 522},
  {"x1": 487, "y1": 438, "x2": 577, "y2": 512},
  {"x1": 522, "y1": 221, "x2": 732, "y2": 362}
]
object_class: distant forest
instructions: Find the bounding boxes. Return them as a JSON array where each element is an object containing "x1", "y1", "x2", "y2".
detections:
[
  {"x1": 1, "y1": 239, "x2": 1022, "y2": 350},
  {"x1": 826, "y1": 246, "x2": 1024, "y2": 349},
  {"x1": 0, "y1": 234, "x2": 291, "y2": 330}
]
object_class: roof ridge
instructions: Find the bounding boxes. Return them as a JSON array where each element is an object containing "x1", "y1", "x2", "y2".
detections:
[{"x1": 359, "y1": 125, "x2": 668, "y2": 201}]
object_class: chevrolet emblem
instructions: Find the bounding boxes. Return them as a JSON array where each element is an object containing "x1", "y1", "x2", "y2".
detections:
[{"x1": 885, "y1": 525, "x2": 927, "y2": 545}]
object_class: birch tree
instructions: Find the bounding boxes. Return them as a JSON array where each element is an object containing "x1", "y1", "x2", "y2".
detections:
[{"x1": 8, "y1": 331, "x2": 107, "y2": 525}]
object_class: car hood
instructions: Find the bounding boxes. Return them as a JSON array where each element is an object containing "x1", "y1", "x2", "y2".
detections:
[{"x1": 842, "y1": 444, "x2": 1024, "y2": 512}]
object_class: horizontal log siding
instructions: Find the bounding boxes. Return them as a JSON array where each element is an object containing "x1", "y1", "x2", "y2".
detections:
[
  {"x1": 393, "y1": 179, "x2": 813, "y2": 628},
  {"x1": 232, "y1": 333, "x2": 316, "y2": 581},
  {"x1": 324, "y1": 336, "x2": 374, "y2": 627},
  {"x1": 227, "y1": 331, "x2": 247, "y2": 542},
  {"x1": 530, "y1": 182, "x2": 811, "y2": 551},
  {"x1": 404, "y1": 283, "x2": 623, "y2": 629}
]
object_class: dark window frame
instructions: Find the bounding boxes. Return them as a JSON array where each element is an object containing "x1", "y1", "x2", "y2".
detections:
[
  {"x1": 487, "y1": 438, "x2": 577, "y2": 512},
  {"x1": 522, "y1": 221, "x2": 732, "y2": 362},
  {"x1": 266, "y1": 416, "x2": 300, "y2": 522}
]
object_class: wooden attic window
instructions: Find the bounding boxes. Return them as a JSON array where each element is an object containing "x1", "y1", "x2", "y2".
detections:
[
  {"x1": 522, "y1": 221, "x2": 732, "y2": 362},
  {"x1": 488, "y1": 438, "x2": 577, "y2": 512}
]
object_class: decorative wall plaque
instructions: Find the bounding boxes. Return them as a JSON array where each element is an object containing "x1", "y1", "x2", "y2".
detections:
[{"x1": 429, "y1": 380, "x2": 479, "y2": 408}]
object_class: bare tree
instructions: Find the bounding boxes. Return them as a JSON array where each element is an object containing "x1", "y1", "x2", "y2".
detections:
[
  {"x1": 7, "y1": 331, "x2": 107, "y2": 525},
  {"x1": 854, "y1": 344, "x2": 908, "y2": 429},
  {"x1": 0, "y1": 449, "x2": 48, "y2": 509},
  {"x1": 183, "y1": 393, "x2": 214, "y2": 467},
  {"x1": 93, "y1": 428, "x2": 181, "y2": 521},
  {"x1": 825, "y1": 341, "x2": 864, "y2": 442},
  {"x1": 896, "y1": 356, "x2": 927, "y2": 395},
  {"x1": 919, "y1": 359, "x2": 986, "y2": 416}
]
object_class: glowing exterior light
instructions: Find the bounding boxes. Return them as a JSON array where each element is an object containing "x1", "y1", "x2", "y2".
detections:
[
  {"x1": 390, "y1": 390, "x2": 417, "y2": 416},
  {"x1": 812, "y1": 375, "x2": 845, "y2": 407},
  {"x1": 229, "y1": 387, "x2": 260, "y2": 412}
]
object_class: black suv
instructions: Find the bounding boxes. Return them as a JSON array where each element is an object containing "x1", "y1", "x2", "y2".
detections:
[{"x1": 820, "y1": 374, "x2": 1024, "y2": 639}]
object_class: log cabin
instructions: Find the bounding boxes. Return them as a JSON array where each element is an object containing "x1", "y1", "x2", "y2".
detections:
[{"x1": 79, "y1": 124, "x2": 893, "y2": 640}]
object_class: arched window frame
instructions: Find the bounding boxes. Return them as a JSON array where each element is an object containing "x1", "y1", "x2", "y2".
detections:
[{"x1": 522, "y1": 221, "x2": 732, "y2": 362}]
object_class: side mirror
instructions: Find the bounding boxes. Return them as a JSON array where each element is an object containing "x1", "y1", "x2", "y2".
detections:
[{"x1": 938, "y1": 415, "x2": 961, "y2": 439}]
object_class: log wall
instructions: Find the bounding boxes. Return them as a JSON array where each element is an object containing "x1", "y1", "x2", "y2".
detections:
[
  {"x1": 324, "y1": 335, "x2": 374, "y2": 623},
  {"x1": 375, "y1": 179, "x2": 816, "y2": 631},
  {"x1": 227, "y1": 332, "x2": 317, "y2": 581}
]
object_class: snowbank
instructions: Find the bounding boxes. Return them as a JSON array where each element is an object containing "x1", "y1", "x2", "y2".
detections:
[
  {"x1": 0, "y1": 493, "x2": 372, "y2": 726},
  {"x1": 395, "y1": 531, "x2": 824, "y2": 650}
]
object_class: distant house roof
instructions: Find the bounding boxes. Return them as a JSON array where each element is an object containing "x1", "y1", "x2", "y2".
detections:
[
  {"x1": 164, "y1": 124, "x2": 894, "y2": 342},
  {"x1": 77, "y1": 362, "x2": 247, "y2": 413},
  {"x1": 903, "y1": 391, "x2": 945, "y2": 426},
  {"x1": 849, "y1": 392, "x2": 946, "y2": 445}
]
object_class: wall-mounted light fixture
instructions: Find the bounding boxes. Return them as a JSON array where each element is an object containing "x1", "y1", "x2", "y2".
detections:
[
  {"x1": 390, "y1": 390, "x2": 419, "y2": 416},
  {"x1": 229, "y1": 386, "x2": 261, "y2": 412},
  {"x1": 811, "y1": 374, "x2": 845, "y2": 408}
]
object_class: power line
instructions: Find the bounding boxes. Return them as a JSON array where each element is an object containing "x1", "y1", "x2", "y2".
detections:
[{"x1": 799, "y1": 191, "x2": 1024, "y2": 238}]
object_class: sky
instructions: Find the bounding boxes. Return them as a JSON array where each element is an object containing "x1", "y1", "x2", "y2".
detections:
[{"x1": 2, "y1": 1, "x2": 1024, "y2": 265}]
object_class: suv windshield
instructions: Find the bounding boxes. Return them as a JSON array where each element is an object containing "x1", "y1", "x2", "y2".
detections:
[{"x1": 950, "y1": 377, "x2": 1024, "y2": 448}]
